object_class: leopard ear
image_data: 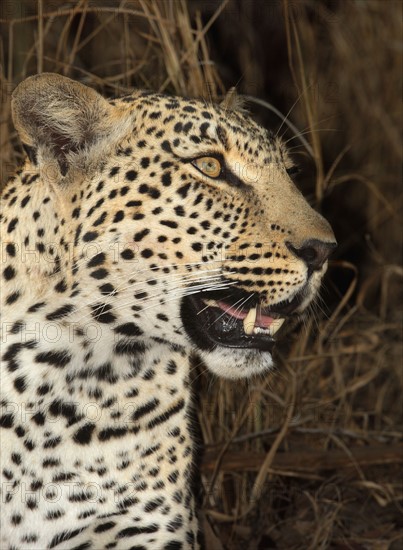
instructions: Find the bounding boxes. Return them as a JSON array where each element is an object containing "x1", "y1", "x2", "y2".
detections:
[
  {"x1": 220, "y1": 87, "x2": 246, "y2": 113},
  {"x1": 12, "y1": 73, "x2": 131, "y2": 177}
]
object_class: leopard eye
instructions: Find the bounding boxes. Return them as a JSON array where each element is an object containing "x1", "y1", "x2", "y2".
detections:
[
  {"x1": 286, "y1": 165, "x2": 300, "y2": 177},
  {"x1": 191, "y1": 156, "x2": 222, "y2": 178}
]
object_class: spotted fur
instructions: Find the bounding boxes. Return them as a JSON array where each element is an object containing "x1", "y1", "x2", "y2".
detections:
[{"x1": 1, "y1": 74, "x2": 336, "y2": 549}]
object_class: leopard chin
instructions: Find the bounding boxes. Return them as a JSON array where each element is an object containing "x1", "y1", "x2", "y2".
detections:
[{"x1": 200, "y1": 346, "x2": 274, "y2": 379}]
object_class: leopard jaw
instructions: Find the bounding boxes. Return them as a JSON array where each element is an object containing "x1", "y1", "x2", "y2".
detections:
[{"x1": 202, "y1": 299, "x2": 285, "y2": 338}]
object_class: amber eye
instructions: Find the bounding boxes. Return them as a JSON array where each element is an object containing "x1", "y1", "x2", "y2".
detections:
[{"x1": 191, "y1": 156, "x2": 222, "y2": 178}]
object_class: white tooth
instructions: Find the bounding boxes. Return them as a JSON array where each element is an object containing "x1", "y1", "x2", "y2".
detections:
[
  {"x1": 253, "y1": 327, "x2": 269, "y2": 334},
  {"x1": 268, "y1": 318, "x2": 285, "y2": 337},
  {"x1": 243, "y1": 307, "x2": 257, "y2": 335}
]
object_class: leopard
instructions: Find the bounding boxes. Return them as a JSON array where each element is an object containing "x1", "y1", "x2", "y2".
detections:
[{"x1": 0, "y1": 73, "x2": 336, "y2": 549}]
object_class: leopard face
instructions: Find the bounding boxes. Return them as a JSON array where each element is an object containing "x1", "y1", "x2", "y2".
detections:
[{"x1": 6, "y1": 74, "x2": 336, "y2": 380}]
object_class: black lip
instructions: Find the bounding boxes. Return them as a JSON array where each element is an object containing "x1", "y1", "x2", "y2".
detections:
[{"x1": 180, "y1": 286, "x2": 304, "y2": 353}]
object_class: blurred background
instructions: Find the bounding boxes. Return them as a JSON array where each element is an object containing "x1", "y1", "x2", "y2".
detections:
[{"x1": 1, "y1": 1, "x2": 402, "y2": 548}]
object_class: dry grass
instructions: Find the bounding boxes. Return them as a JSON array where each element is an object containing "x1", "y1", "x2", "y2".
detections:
[{"x1": 1, "y1": 1, "x2": 402, "y2": 548}]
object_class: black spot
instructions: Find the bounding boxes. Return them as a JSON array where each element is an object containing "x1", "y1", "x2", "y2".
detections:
[
  {"x1": 166, "y1": 360, "x2": 177, "y2": 374},
  {"x1": 162, "y1": 172, "x2": 172, "y2": 186},
  {"x1": 95, "y1": 363, "x2": 118, "y2": 383},
  {"x1": 14, "y1": 376, "x2": 27, "y2": 393},
  {"x1": 157, "y1": 313, "x2": 169, "y2": 322},
  {"x1": 114, "y1": 322, "x2": 143, "y2": 337},
  {"x1": 121, "y1": 248, "x2": 135, "y2": 260},
  {"x1": 3, "y1": 265, "x2": 16, "y2": 280},
  {"x1": 44, "y1": 436, "x2": 61, "y2": 449},
  {"x1": 49, "y1": 528, "x2": 85, "y2": 549},
  {"x1": 113, "y1": 210, "x2": 125, "y2": 223},
  {"x1": 93, "y1": 212, "x2": 107, "y2": 226},
  {"x1": 98, "y1": 426, "x2": 128, "y2": 441},
  {"x1": 30, "y1": 479, "x2": 43, "y2": 491},
  {"x1": 134, "y1": 228, "x2": 150, "y2": 242},
  {"x1": 90, "y1": 268, "x2": 108, "y2": 280},
  {"x1": 191, "y1": 243, "x2": 202, "y2": 252},
  {"x1": 9, "y1": 320, "x2": 23, "y2": 334},
  {"x1": 94, "y1": 521, "x2": 116, "y2": 533},
  {"x1": 35, "y1": 350, "x2": 72, "y2": 368},
  {"x1": 7, "y1": 218, "x2": 18, "y2": 233},
  {"x1": 164, "y1": 542, "x2": 183, "y2": 550},
  {"x1": 0, "y1": 414, "x2": 14, "y2": 428},
  {"x1": 53, "y1": 472, "x2": 75, "y2": 482},
  {"x1": 87, "y1": 252, "x2": 106, "y2": 268},
  {"x1": 174, "y1": 206, "x2": 185, "y2": 217},
  {"x1": 147, "y1": 399, "x2": 185, "y2": 430},
  {"x1": 6, "y1": 291, "x2": 20, "y2": 304},
  {"x1": 99, "y1": 283, "x2": 116, "y2": 295},
  {"x1": 91, "y1": 303, "x2": 116, "y2": 324},
  {"x1": 125, "y1": 169, "x2": 138, "y2": 181},
  {"x1": 46, "y1": 304, "x2": 74, "y2": 321},
  {"x1": 126, "y1": 200, "x2": 142, "y2": 207},
  {"x1": 139, "y1": 184, "x2": 160, "y2": 199},
  {"x1": 167, "y1": 515, "x2": 183, "y2": 533},
  {"x1": 32, "y1": 411, "x2": 46, "y2": 425},
  {"x1": 132, "y1": 398, "x2": 160, "y2": 421},
  {"x1": 82, "y1": 231, "x2": 99, "y2": 242},
  {"x1": 21, "y1": 195, "x2": 31, "y2": 208},
  {"x1": 177, "y1": 183, "x2": 191, "y2": 198},
  {"x1": 54, "y1": 279, "x2": 68, "y2": 293},
  {"x1": 160, "y1": 220, "x2": 178, "y2": 229},
  {"x1": 167, "y1": 470, "x2": 179, "y2": 484},
  {"x1": 114, "y1": 340, "x2": 146, "y2": 355},
  {"x1": 6, "y1": 243, "x2": 16, "y2": 256},
  {"x1": 161, "y1": 140, "x2": 172, "y2": 153},
  {"x1": 46, "y1": 509, "x2": 65, "y2": 520},
  {"x1": 73, "y1": 423, "x2": 96, "y2": 445},
  {"x1": 26, "y1": 497, "x2": 38, "y2": 509},
  {"x1": 43, "y1": 458, "x2": 61, "y2": 468},
  {"x1": 11, "y1": 452, "x2": 22, "y2": 465},
  {"x1": 11, "y1": 513, "x2": 22, "y2": 525},
  {"x1": 141, "y1": 248, "x2": 153, "y2": 259},
  {"x1": 48, "y1": 399, "x2": 77, "y2": 419},
  {"x1": 144, "y1": 497, "x2": 165, "y2": 512},
  {"x1": 23, "y1": 438, "x2": 35, "y2": 451},
  {"x1": 117, "y1": 525, "x2": 159, "y2": 538},
  {"x1": 37, "y1": 383, "x2": 51, "y2": 395}
]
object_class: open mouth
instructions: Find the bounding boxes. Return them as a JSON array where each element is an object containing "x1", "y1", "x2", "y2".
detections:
[{"x1": 180, "y1": 286, "x2": 304, "y2": 352}]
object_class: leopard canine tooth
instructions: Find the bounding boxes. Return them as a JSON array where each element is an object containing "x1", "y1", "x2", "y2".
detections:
[
  {"x1": 243, "y1": 307, "x2": 257, "y2": 335},
  {"x1": 268, "y1": 318, "x2": 285, "y2": 336}
]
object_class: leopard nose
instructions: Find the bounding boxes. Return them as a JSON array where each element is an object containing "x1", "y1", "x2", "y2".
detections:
[{"x1": 286, "y1": 239, "x2": 337, "y2": 272}]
